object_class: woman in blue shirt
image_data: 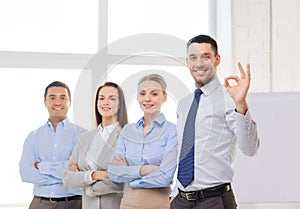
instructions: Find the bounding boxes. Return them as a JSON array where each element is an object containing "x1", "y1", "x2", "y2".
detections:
[{"x1": 108, "y1": 74, "x2": 178, "y2": 209}]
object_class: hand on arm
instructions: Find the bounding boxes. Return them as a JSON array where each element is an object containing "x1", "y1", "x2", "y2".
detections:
[
  {"x1": 224, "y1": 62, "x2": 251, "y2": 115},
  {"x1": 112, "y1": 154, "x2": 159, "y2": 176},
  {"x1": 112, "y1": 154, "x2": 128, "y2": 166},
  {"x1": 91, "y1": 170, "x2": 108, "y2": 181},
  {"x1": 68, "y1": 162, "x2": 108, "y2": 181},
  {"x1": 139, "y1": 165, "x2": 159, "y2": 176},
  {"x1": 34, "y1": 162, "x2": 40, "y2": 169},
  {"x1": 68, "y1": 162, "x2": 79, "y2": 172}
]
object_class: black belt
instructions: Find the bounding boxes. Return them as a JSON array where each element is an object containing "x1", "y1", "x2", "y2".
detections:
[
  {"x1": 179, "y1": 183, "x2": 231, "y2": 201},
  {"x1": 35, "y1": 195, "x2": 82, "y2": 203}
]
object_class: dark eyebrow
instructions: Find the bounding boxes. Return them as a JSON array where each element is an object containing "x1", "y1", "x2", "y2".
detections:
[
  {"x1": 202, "y1": 52, "x2": 211, "y2": 56},
  {"x1": 48, "y1": 94, "x2": 67, "y2": 97},
  {"x1": 99, "y1": 94, "x2": 117, "y2": 97},
  {"x1": 188, "y1": 53, "x2": 197, "y2": 57}
]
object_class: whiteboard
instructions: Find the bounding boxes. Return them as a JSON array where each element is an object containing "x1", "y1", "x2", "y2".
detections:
[{"x1": 233, "y1": 92, "x2": 300, "y2": 203}]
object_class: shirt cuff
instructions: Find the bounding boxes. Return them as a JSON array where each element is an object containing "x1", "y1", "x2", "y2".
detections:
[
  {"x1": 85, "y1": 185, "x2": 96, "y2": 197},
  {"x1": 84, "y1": 170, "x2": 97, "y2": 185},
  {"x1": 235, "y1": 109, "x2": 253, "y2": 127},
  {"x1": 170, "y1": 183, "x2": 179, "y2": 197}
]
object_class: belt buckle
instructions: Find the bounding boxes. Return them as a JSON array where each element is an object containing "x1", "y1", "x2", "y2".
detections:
[{"x1": 185, "y1": 192, "x2": 197, "y2": 201}]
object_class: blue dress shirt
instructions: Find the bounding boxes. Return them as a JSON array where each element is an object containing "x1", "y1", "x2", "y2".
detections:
[
  {"x1": 19, "y1": 118, "x2": 86, "y2": 198},
  {"x1": 108, "y1": 113, "x2": 178, "y2": 188}
]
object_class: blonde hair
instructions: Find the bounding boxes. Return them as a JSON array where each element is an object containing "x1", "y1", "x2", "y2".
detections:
[{"x1": 138, "y1": 74, "x2": 167, "y2": 93}]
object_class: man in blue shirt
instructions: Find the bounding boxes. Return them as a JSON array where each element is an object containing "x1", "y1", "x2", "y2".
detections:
[{"x1": 19, "y1": 81, "x2": 86, "y2": 209}]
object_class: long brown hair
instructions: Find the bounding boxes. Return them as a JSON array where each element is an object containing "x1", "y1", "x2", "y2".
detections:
[{"x1": 94, "y1": 82, "x2": 128, "y2": 128}]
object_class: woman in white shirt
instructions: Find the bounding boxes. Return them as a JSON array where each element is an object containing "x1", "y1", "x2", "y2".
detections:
[{"x1": 63, "y1": 82, "x2": 128, "y2": 209}]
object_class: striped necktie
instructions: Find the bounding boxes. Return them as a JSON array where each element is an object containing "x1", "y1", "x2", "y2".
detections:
[{"x1": 177, "y1": 89, "x2": 202, "y2": 188}]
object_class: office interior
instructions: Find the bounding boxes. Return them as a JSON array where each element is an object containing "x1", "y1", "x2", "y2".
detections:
[{"x1": 0, "y1": 0, "x2": 299, "y2": 208}]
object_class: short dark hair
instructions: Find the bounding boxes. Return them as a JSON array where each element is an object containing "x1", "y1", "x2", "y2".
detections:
[
  {"x1": 187, "y1": 34, "x2": 218, "y2": 56},
  {"x1": 44, "y1": 81, "x2": 71, "y2": 100},
  {"x1": 94, "y1": 82, "x2": 128, "y2": 128}
]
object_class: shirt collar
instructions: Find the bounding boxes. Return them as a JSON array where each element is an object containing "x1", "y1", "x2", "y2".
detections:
[
  {"x1": 97, "y1": 122, "x2": 118, "y2": 133},
  {"x1": 136, "y1": 113, "x2": 166, "y2": 128},
  {"x1": 47, "y1": 118, "x2": 69, "y2": 131},
  {"x1": 200, "y1": 77, "x2": 221, "y2": 96}
]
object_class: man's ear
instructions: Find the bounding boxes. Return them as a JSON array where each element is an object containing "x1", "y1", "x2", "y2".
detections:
[{"x1": 215, "y1": 54, "x2": 221, "y2": 67}]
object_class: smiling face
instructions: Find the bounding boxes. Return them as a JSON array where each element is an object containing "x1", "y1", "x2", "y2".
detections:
[
  {"x1": 44, "y1": 86, "x2": 70, "y2": 124},
  {"x1": 137, "y1": 80, "x2": 167, "y2": 118},
  {"x1": 187, "y1": 42, "x2": 221, "y2": 88},
  {"x1": 97, "y1": 86, "x2": 119, "y2": 124}
]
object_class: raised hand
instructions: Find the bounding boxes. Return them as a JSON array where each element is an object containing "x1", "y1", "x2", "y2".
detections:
[{"x1": 224, "y1": 62, "x2": 251, "y2": 114}]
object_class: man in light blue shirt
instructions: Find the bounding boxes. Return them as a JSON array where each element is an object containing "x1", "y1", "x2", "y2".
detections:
[{"x1": 19, "y1": 81, "x2": 86, "y2": 209}]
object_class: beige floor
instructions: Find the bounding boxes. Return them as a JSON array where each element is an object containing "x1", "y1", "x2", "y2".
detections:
[{"x1": 238, "y1": 203, "x2": 300, "y2": 209}]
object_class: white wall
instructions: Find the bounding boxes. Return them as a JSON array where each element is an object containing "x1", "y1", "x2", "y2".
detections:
[
  {"x1": 217, "y1": 1, "x2": 300, "y2": 207},
  {"x1": 231, "y1": 0, "x2": 300, "y2": 93},
  {"x1": 233, "y1": 93, "x2": 300, "y2": 204}
]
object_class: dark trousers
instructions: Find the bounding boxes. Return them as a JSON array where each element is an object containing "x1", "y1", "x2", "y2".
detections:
[
  {"x1": 170, "y1": 190, "x2": 237, "y2": 209},
  {"x1": 29, "y1": 196, "x2": 82, "y2": 209}
]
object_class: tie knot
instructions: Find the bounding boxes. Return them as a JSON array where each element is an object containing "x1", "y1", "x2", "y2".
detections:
[{"x1": 194, "y1": 89, "x2": 202, "y2": 103}]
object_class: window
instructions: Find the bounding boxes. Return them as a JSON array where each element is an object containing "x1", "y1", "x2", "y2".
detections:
[
  {"x1": 0, "y1": 0, "x2": 210, "y2": 207},
  {"x1": 0, "y1": 0, "x2": 98, "y2": 53},
  {"x1": 108, "y1": 0, "x2": 209, "y2": 44},
  {"x1": 0, "y1": 69, "x2": 81, "y2": 208},
  {"x1": 107, "y1": 64, "x2": 195, "y2": 123}
]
